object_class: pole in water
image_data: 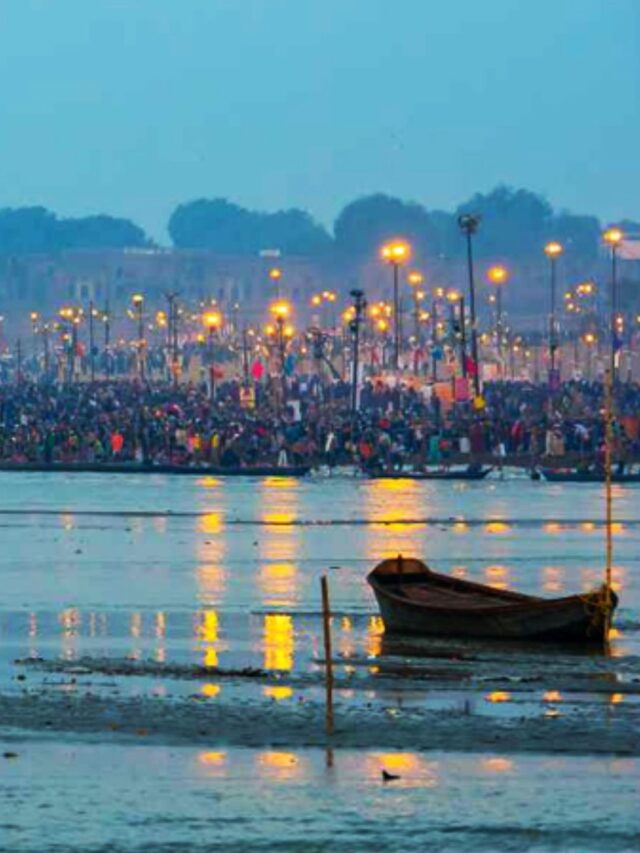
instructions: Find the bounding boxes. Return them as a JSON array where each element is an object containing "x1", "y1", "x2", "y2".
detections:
[
  {"x1": 320, "y1": 575, "x2": 334, "y2": 736},
  {"x1": 603, "y1": 368, "x2": 614, "y2": 642}
]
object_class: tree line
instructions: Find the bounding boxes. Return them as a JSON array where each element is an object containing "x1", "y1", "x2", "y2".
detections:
[{"x1": 0, "y1": 187, "x2": 635, "y2": 264}]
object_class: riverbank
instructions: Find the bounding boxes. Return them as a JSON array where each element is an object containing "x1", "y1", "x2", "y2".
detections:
[{"x1": 4, "y1": 652, "x2": 639, "y2": 756}]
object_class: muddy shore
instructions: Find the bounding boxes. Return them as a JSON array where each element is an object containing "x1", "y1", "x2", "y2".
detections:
[{"x1": 3, "y1": 655, "x2": 639, "y2": 756}]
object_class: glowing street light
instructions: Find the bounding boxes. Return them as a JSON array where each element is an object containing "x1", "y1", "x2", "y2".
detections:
[
  {"x1": 131, "y1": 294, "x2": 146, "y2": 379},
  {"x1": 543, "y1": 242, "x2": 563, "y2": 381},
  {"x1": 268, "y1": 267, "x2": 283, "y2": 299},
  {"x1": 486, "y1": 265, "x2": 509, "y2": 370},
  {"x1": 269, "y1": 300, "x2": 293, "y2": 403},
  {"x1": 380, "y1": 239, "x2": 411, "y2": 369},
  {"x1": 603, "y1": 227, "x2": 624, "y2": 379},
  {"x1": 201, "y1": 310, "x2": 222, "y2": 401},
  {"x1": 407, "y1": 271, "x2": 424, "y2": 339}
]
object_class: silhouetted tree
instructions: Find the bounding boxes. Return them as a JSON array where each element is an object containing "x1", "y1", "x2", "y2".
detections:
[
  {"x1": 0, "y1": 207, "x2": 59, "y2": 253},
  {"x1": 456, "y1": 185, "x2": 553, "y2": 258},
  {"x1": 59, "y1": 215, "x2": 150, "y2": 250},
  {"x1": 333, "y1": 193, "x2": 440, "y2": 261},
  {"x1": 0, "y1": 206, "x2": 151, "y2": 253},
  {"x1": 168, "y1": 198, "x2": 331, "y2": 255}
]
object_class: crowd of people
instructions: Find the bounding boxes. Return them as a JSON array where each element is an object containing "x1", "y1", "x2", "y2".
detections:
[{"x1": 0, "y1": 375, "x2": 639, "y2": 472}]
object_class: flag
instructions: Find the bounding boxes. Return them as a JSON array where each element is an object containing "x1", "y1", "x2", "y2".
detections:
[{"x1": 464, "y1": 355, "x2": 477, "y2": 376}]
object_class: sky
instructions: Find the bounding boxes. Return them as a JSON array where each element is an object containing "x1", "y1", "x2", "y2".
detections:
[{"x1": 0, "y1": 0, "x2": 638, "y2": 241}]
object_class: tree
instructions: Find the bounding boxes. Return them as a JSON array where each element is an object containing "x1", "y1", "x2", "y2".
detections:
[
  {"x1": 59, "y1": 215, "x2": 150, "y2": 250},
  {"x1": 456, "y1": 185, "x2": 554, "y2": 258},
  {"x1": 0, "y1": 206, "x2": 151, "y2": 253},
  {"x1": 0, "y1": 207, "x2": 59, "y2": 253},
  {"x1": 333, "y1": 193, "x2": 439, "y2": 261},
  {"x1": 168, "y1": 198, "x2": 254, "y2": 252},
  {"x1": 168, "y1": 198, "x2": 332, "y2": 255},
  {"x1": 258, "y1": 208, "x2": 332, "y2": 255}
]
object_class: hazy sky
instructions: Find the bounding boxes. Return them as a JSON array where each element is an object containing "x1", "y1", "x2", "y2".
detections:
[{"x1": 0, "y1": 0, "x2": 638, "y2": 240}]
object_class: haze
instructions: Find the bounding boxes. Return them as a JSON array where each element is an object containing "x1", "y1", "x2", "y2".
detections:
[{"x1": 0, "y1": 0, "x2": 637, "y2": 240}]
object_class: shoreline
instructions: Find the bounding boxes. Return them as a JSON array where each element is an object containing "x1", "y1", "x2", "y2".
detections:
[
  {"x1": 2, "y1": 690, "x2": 638, "y2": 756},
  {"x1": 4, "y1": 655, "x2": 639, "y2": 757}
]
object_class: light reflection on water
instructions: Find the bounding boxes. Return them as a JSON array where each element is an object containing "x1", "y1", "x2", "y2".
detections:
[
  {"x1": 1, "y1": 476, "x2": 639, "y2": 685},
  {"x1": 4, "y1": 741, "x2": 638, "y2": 849}
]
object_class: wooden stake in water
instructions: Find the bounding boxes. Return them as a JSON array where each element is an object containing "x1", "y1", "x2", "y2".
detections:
[
  {"x1": 603, "y1": 368, "x2": 613, "y2": 641},
  {"x1": 321, "y1": 575, "x2": 334, "y2": 736}
]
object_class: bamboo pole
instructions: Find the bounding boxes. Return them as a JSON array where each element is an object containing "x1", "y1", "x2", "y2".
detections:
[
  {"x1": 320, "y1": 575, "x2": 334, "y2": 736},
  {"x1": 604, "y1": 368, "x2": 613, "y2": 641}
]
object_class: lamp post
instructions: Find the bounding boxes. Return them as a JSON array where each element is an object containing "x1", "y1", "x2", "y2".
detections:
[
  {"x1": 380, "y1": 240, "x2": 410, "y2": 371},
  {"x1": 59, "y1": 306, "x2": 81, "y2": 383},
  {"x1": 458, "y1": 214, "x2": 481, "y2": 396},
  {"x1": 603, "y1": 228, "x2": 623, "y2": 381},
  {"x1": 269, "y1": 267, "x2": 283, "y2": 299},
  {"x1": 165, "y1": 292, "x2": 180, "y2": 386},
  {"x1": 42, "y1": 322, "x2": 50, "y2": 380},
  {"x1": 582, "y1": 332, "x2": 597, "y2": 380},
  {"x1": 88, "y1": 301, "x2": 96, "y2": 383},
  {"x1": 486, "y1": 265, "x2": 508, "y2": 377},
  {"x1": 544, "y1": 241, "x2": 563, "y2": 384},
  {"x1": 348, "y1": 289, "x2": 367, "y2": 425},
  {"x1": 132, "y1": 294, "x2": 145, "y2": 380},
  {"x1": 269, "y1": 300, "x2": 292, "y2": 405},
  {"x1": 103, "y1": 301, "x2": 111, "y2": 378},
  {"x1": 407, "y1": 271, "x2": 424, "y2": 341},
  {"x1": 202, "y1": 310, "x2": 222, "y2": 401},
  {"x1": 431, "y1": 287, "x2": 444, "y2": 383},
  {"x1": 446, "y1": 289, "x2": 466, "y2": 378}
]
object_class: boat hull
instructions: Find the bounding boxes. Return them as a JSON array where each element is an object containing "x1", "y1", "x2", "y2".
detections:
[
  {"x1": 367, "y1": 558, "x2": 615, "y2": 644},
  {"x1": 369, "y1": 468, "x2": 491, "y2": 481},
  {"x1": 371, "y1": 586, "x2": 610, "y2": 642}
]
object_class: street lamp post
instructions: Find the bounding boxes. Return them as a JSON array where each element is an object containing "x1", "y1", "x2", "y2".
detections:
[
  {"x1": 269, "y1": 300, "x2": 292, "y2": 406},
  {"x1": 458, "y1": 215, "x2": 481, "y2": 397},
  {"x1": 269, "y1": 267, "x2": 282, "y2": 299},
  {"x1": 447, "y1": 290, "x2": 467, "y2": 379},
  {"x1": 202, "y1": 310, "x2": 222, "y2": 401},
  {"x1": 431, "y1": 287, "x2": 444, "y2": 384},
  {"x1": 103, "y1": 301, "x2": 111, "y2": 378},
  {"x1": 486, "y1": 265, "x2": 509, "y2": 377},
  {"x1": 603, "y1": 228, "x2": 623, "y2": 381},
  {"x1": 544, "y1": 241, "x2": 563, "y2": 384},
  {"x1": 348, "y1": 289, "x2": 367, "y2": 425},
  {"x1": 407, "y1": 271, "x2": 424, "y2": 341},
  {"x1": 42, "y1": 323, "x2": 50, "y2": 380},
  {"x1": 165, "y1": 292, "x2": 180, "y2": 386},
  {"x1": 132, "y1": 294, "x2": 145, "y2": 380},
  {"x1": 380, "y1": 240, "x2": 410, "y2": 371},
  {"x1": 88, "y1": 301, "x2": 96, "y2": 383}
]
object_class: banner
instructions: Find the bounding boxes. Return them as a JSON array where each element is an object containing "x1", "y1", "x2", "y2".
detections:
[{"x1": 454, "y1": 376, "x2": 470, "y2": 402}]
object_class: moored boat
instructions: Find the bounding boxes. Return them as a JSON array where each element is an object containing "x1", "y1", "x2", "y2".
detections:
[
  {"x1": 367, "y1": 556, "x2": 616, "y2": 643},
  {"x1": 368, "y1": 466, "x2": 492, "y2": 481}
]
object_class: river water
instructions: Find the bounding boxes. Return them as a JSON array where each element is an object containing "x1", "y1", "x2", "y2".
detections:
[{"x1": 0, "y1": 471, "x2": 639, "y2": 850}]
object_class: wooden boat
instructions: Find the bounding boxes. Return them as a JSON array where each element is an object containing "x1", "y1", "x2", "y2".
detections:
[
  {"x1": 368, "y1": 466, "x2": 492, "y2": 481},
  {"x1": 539, "y1": 467, "x2": 640, "y2": 484},
  {"x1": 367, "y1": 556, "x2": 616, "y2": 643},
  {"x1": 0, "y1": 461, "x2": 311, "y2": 478}
]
